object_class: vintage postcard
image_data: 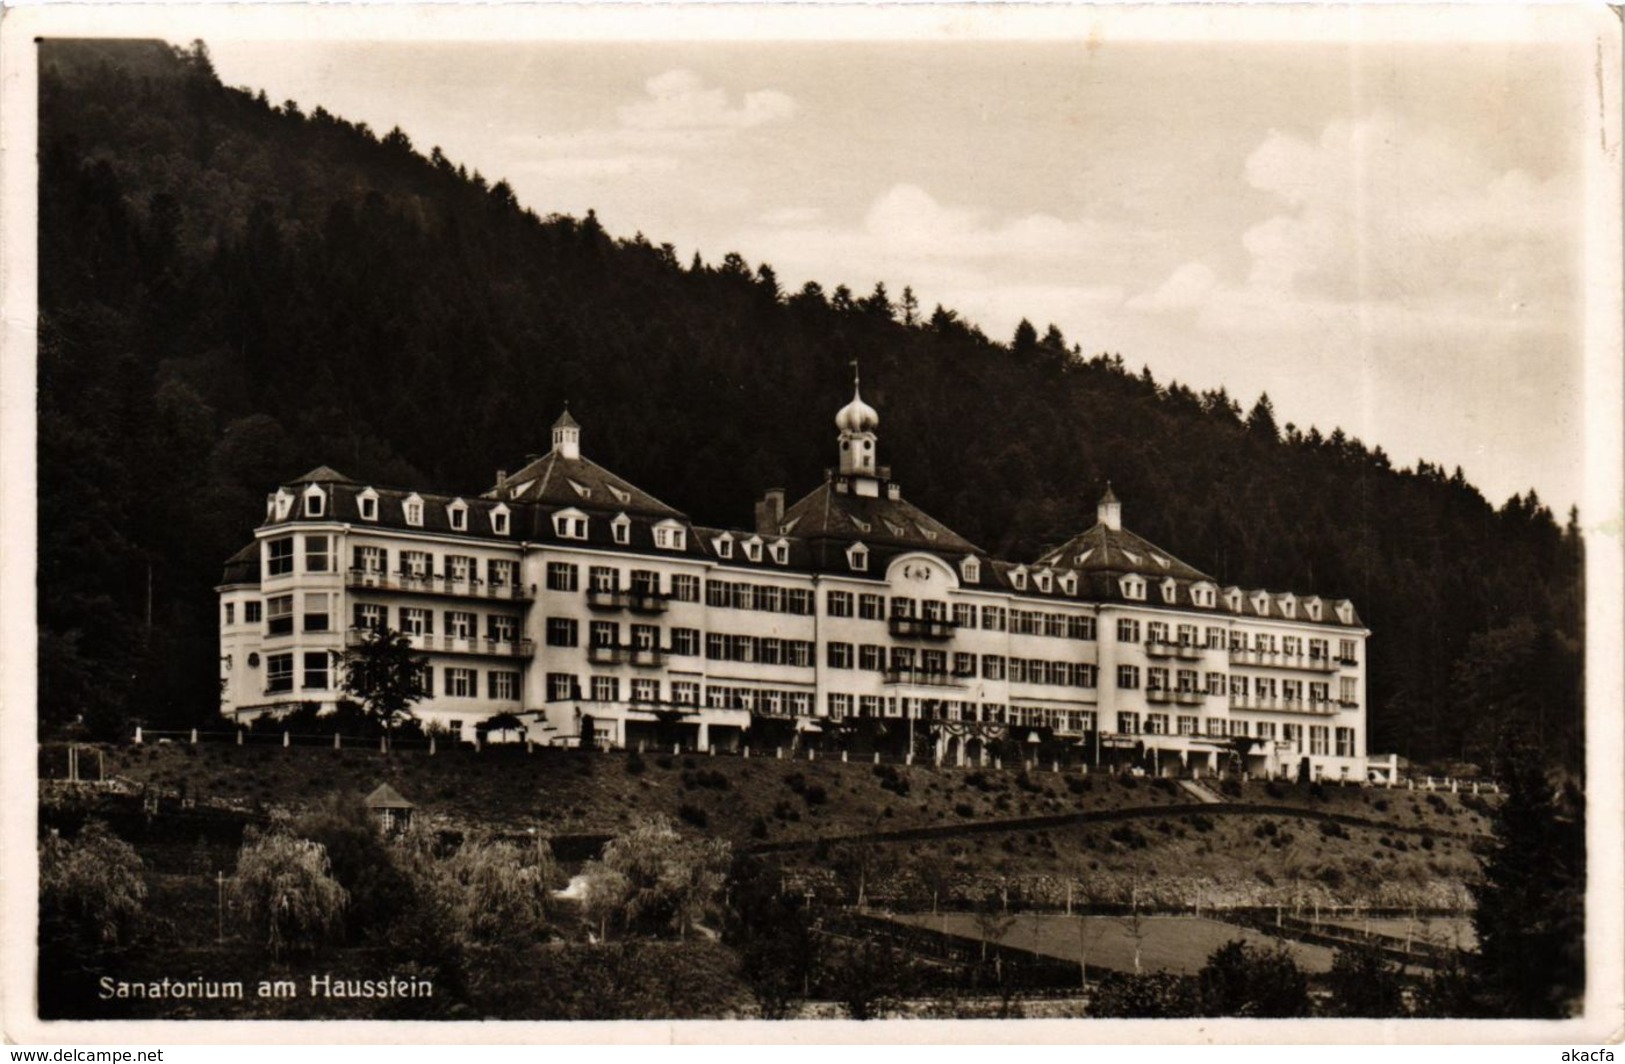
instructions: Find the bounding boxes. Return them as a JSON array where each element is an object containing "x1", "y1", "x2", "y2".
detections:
[{"x1": 1, "y1": 2, "x2": 1620, "y2": 1047}]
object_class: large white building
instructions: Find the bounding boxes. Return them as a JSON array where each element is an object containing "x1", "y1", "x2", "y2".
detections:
[{"x1": 218, "y1": 380, "x2": 1374, "y2": 780}]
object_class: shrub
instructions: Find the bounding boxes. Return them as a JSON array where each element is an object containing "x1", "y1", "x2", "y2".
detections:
[
  {"x1": 1188, "y1": 814, "x2": 1215, "y2": 834},
  {"x1": 678, "y1": 803, "x2": 708, "y2": 829},
  {"x1": 954, "y1": 802, "x2": 975, "y2": 818},
  {"x1": 803, "y1": 784, "x2": 828, "y2": 807},
  {"x1": 1309, "y1": 782, "x2": 1328, "y2": 802},
  {"x1": 785, "y1": 773, "x2": 807, "y2": 794},
  {"x1": 39, "y1": 821, "x2": 147, "y2": 947},
  {"x1": 1318, "y1": 819, "x2": 1348, "y2": 839},
  {"x1": 656, "y1": 755, "x2": 674, "y2": 770},
  {"x1": 626, "y1": 751, "x2": 647, "y2": 775},
  {"x1": 1420, "y1": 834, "x2": 1435, "y2": 851},
  {"x1": 749, "y1": 817, "x2": 769, "y2": 840},
  {"x1": 1220, "y1": 778, "x2": 1242, "y2": 798},
  {"x1": 232, "y1": 830, "x2": 348, "y2": 959},
  {"x1": 1118, "y1": 774, "x2": 1139, "y2": 790},
  {"x1": 1066, "y1": 775, "x2": 1093, "y2": 794}
]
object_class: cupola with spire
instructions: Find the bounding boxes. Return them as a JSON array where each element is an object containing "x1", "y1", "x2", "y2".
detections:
[
  {"x1": 1097, "y1": 483, "x2": 1122, "y2": 531},
  {"x1": 835, "y1": 364, "x2": 880, "y2": 479},
  {"x1": 551, "y1": 407, "x2": 581, "y2": 460}
]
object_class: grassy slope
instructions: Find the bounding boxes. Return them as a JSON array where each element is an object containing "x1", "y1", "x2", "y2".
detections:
[{"x1": 58, "y1": 742, "x2": 1490, "y2": 908}]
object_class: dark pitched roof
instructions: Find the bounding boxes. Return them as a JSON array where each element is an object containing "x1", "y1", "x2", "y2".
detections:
[
  {"x1": 776, "y1": 478, "x2": 980, "y2": 554},
  {"x1": 286, "y1": 465, "x2": 357, "y2": 486},
  {"x1": 488, "y1": 451, "x2": 683, "y2": 518},
  {"x1": 365, "y1": 783, "x2": 414, "y2": 810},
  {"x1": 1034, "y1": 521, "x2": 1213, "y2": 582},
  {"x1": 553, "y1": 409, "x2": 580, "y2": 431},
  {"x1": 219, "y1": 542, "x2": 261, "y2": 587}
]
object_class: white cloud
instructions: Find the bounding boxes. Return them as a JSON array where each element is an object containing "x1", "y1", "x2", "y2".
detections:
[
  {"x1": 759, "y1": 206, "x2": 824, "y2": 226},
  {"x1": 506, "y1": 70, "x2": 795, "y2": 185},
  {"x1": 724, "y1": 183, "x2": 1136, "y2": 340},
  {"x1": 515, "y1": 154, "x2": 680, "y2": 179},
  {"x1": 1125, "y1": 261, "x2": 1217, "y2": 313},
  {"x1": 1131, "y1": 111, "x2": 1579, "y2": 327},
  {"x1": 618, "y1": 69, "x2": 796, "y2": 132}
]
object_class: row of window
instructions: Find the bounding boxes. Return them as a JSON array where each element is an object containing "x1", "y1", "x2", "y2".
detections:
[
  {"x1": 365, "y1": 605, "x2": 521, "y2": 641},
  {"x1": 264, "y1": 651, "x2": 520, "y2": 700},
  {"x1": 549, "y1": 508, "x2": 688, "y2": 550},
  {"x1": 273, "y1": 487, "x2": 513, "y2": 534},
  {"x1": 705, "y1": 634, "x2": 816, "y2": 667},
  {"x1": 704, "y1": 580, "x2": 815, "y2": 615},
  {"x1": 352, "y1": 547, "x2": 521, "y2": 587}
]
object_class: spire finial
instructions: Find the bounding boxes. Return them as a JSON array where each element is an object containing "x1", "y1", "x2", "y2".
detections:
[{"x1": 850, "y1": 358, "x2": 861, "y2": 395}]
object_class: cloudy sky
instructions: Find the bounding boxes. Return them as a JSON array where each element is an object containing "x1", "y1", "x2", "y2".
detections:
[{"x1": 209, "y1": 25, "x2": 1596, "y2": 514}]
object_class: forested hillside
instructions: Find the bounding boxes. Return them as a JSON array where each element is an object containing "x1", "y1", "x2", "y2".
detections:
[{"x1": 36, "y1": 39, "x2": 1584, "y2": 770}]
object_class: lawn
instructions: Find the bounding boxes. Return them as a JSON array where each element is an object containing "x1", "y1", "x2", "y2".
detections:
[
  {"x1": 1314, "y1": 916, "x2": 1477, "y2": 951},
  {"x1": 885, "y1": 911, "x2": 1338, "y2": 975}
]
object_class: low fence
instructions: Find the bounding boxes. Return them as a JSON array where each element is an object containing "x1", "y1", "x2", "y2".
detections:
[{"x1": 106, "y1": 729, "x2": 1502, "y2": 793}]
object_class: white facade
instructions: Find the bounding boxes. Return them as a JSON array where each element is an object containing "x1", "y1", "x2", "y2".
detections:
[{"x1": 217, "y1": 393, "x2": 1371, "y2": 780}]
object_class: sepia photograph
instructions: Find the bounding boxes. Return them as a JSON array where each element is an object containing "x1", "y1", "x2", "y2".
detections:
[{"x1": 2, "y1": 2, "x2": 1620, "y2": 1044}]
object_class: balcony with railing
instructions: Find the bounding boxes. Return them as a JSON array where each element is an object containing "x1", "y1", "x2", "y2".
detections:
[
  {"x1": 586, "y1": 588, "x2": 632, "y2": 610},
  {"x1": 1228, "y1": 647, "x2": 1339, "y2": 672},
  {"x1": 628, "y1": 590, "x2": 671, "y2": 614},
  {"x1": 628, "y1": 645, "x2": 667, "y2": 667},
  {"x1": 882, "y1": 667, "x2": 965, "y2": 688},
  {"x1": 1175, "y1": 688, "x2": 1206, "y2": 706},
  {"x1": 587, "y1": 643, "x2": 627, "y2": 665},
  {"x1": 887, "y1": 616, "x2": 957, "y2": 640},
  {"x1": 1144, "y1": 638, "x2": 1178, "y2": 659},
  {"x1": 1146, "y1": 686, "x2": 1174, "y2": 704},
  {"x1": 1228, "y1": 693, "x2": 1339, "y2": 715},
  {"x1": 346, "y1": 568, "x2": 534, "y2": 602},
  {"x1": 346, "y1": 628, "x2": 534, "y2": 658}
]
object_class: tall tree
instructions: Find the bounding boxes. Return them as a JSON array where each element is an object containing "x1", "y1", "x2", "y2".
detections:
[{"x1": 341, "y1": 624, "x2": 428, "y2": 737}]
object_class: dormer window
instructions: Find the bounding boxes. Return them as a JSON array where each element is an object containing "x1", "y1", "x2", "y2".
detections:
[
  {"x1": 612, "y1": 513, "x2": 631, "y2": 546},
  {"x1": 1280, "y1": 594, "x2": 1297, "y2": 619},
  {"x1": 274, "y1": 490, "x2": 293, "y2": 521},
  {"x1": 1011, "y1": 567, "x2": 1028, "y2": 591},
  {"x1": 846, "y1": 542, "x2": 869, "y2": 573},
  {"x1": 553, "y1": 507, "x2": 588, "y2": 540},
  {"x1": 1224, "y1": 588, "x2": 1243, "y2": 612},
  {"x1": 447, "y1": 499, "x2": 468, "y2": 532},
  {"x1": 770, "y1": 539, "x2": 790, "y2": 566},
  {"x1": 654, "y1": 519, "x2": 686, "y2": 552},
  {"x1": 1305, "y1": 598, "x2": 1323, "y2": 621},
  {"x1": 1059, "y1": 572, "x2": 1078, "y2": 596},
  {"x1": 960, "y1": 557, "x2": 981, "y2": 584},
  {"x1": 742, "y1": 537, "x2": 764, "y2": 563},
  {"x1": 713, "y1": 533, "x2": 734, "y2": 560},
  {"x1": 1191, "y1": 583, "x2": 1216, "y2": 609},
  {"x1": 1034, "y1": 569, "x2": 1053, "y2": 593},
  {"x1": 1161, "y1": 577, "x2": 1178, "y2": 604},
  {"x1": 358, "y1": 488, "x2": 379, "y2": 522},
  {"x1": 1335, "y1": 601, "x2": 1354, "y2": 625},
  {"x1": 1120, "y1": 575, "x2": 1146, "y2": 600},
  {"x1": 567, "y1": 478, "x2": 593, "y2": 501},
  {"x1": 606, "y1": 484, "x2": 631, "y2": 505},
  {"x1": 303, "y1": 484, "x2": 326, "y2": 518},
  {"x1": 490, "y1": 504, "x2": 510, "y2": 536},
  {"x1": 1251, "y1": 592, "x2": 1271, "y2": 616},
  {"x1": 403, "y1": 494, "x2": 424, "y2": 527}
]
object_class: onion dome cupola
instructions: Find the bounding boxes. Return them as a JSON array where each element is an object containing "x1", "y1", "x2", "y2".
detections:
[{"x1": 835, "y1": 365, "x2": 880, "y2": 477}]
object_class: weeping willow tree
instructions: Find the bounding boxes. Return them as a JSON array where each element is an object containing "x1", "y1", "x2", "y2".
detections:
[{"x1": 232, "y1": 829, "x2": 348, "y2": 959}]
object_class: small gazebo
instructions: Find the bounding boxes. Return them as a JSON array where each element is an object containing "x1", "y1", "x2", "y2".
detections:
[{"x1": 365, "y1": 783, "x2": 415, "y2": 834}]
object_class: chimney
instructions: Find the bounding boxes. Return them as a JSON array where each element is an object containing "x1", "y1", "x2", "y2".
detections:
[
  {"x1": 496, "y1": 469, "x2": 508, "y2": 490},
  {"x1": 755, "y1": 488, "x2": 786, "y2": 535}
]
